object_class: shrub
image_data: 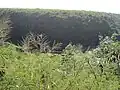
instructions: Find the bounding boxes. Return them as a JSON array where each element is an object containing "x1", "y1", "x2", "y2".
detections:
[
  {"x1": 22, "y1": 32, "x2": 50, "y2": 53},
  {"x1": 0, "y1": 42, "x2": 119, "y2": 90},
  {"x1": 94, "y1": 34, "x2": 120, "y2": 82},
  {"x1": 0, "y1": 15, "x2": 12, "y2": 45},
  {"x1": 50, "y1": 40, "x2": 63, "y2": 54},
  {"x1": 22, "y1": 32, "x2": 62, "y2": 53}
]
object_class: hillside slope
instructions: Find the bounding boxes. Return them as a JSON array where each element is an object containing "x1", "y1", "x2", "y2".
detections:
[{"x1": 0, "y1": 8, "x2": 120, "y2": 48}]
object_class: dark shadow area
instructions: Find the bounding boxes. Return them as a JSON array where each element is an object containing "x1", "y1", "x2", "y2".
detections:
[{"x1": 9, "y1": 10, "x2": 113, "y2": 49}]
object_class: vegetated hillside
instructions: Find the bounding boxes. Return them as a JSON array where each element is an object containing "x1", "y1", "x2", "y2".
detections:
[
  {"x1": 0, "y1": 37, "x2": 120, "y2": 90},
  {"x1": 0, "y1": 9, "x2": 120, "y2": 89},
  {"x1": 0, "y1": 8, "x2": 120, "y2": 48}
]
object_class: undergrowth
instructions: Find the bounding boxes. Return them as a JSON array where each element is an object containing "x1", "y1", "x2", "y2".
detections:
[
  {"x1": 0, "y1": 39, "x2": 119, "y2": 90},
  {"x1": 0, "y1": 30, "x2": 120, "y2": 90}
]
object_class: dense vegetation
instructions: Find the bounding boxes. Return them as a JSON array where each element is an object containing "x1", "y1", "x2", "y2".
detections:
[
  {"x1": 0, "y1": 8, "x2": 120, "y2": 90},
  {"x1": 0, "y1": 34, "x2": 120, "y2": 90},
  {"x1": 0, "y1": 8, "x2": 120, "y2": 48}
]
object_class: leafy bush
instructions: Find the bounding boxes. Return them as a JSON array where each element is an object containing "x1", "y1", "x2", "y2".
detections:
[
  {"x1": 22, "y1": 32, "x2": 62, "y2": 53},
  {"x1": 50, "y1": 40, "x2": 63, "y2": 54},
  {"x1": 22, "y1": 32, "x2": 50, "y2": 53},
  {"x1": 0, "y1": 15, "x2": 12, "y2": 45},
  {"x1": 94, "y1": 34, "x2": 120, "y2": 85},
  {"x1": 0, "y1": 42, "x2": 119, "y2": 90},
  {"x1": 0, "y1": 33, "x2": 120, "y2": 90}
]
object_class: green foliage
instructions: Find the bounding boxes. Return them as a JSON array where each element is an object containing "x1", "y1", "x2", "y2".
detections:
[
  {"x1": 94, "y1": 34, "x2": 120, "y2": 87},
  {"x1": 0, "y1": 8, "x2": 120, "y2": 90},
  {"x1": 94, "y1": 34, "x2": 120, "y2": 63},
  {"x1": 0, "y1": 42, "x2": 119, "y2": 90},
  {"x1": 0, "y1": 14, "x2": 12, "y2": 45}
]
